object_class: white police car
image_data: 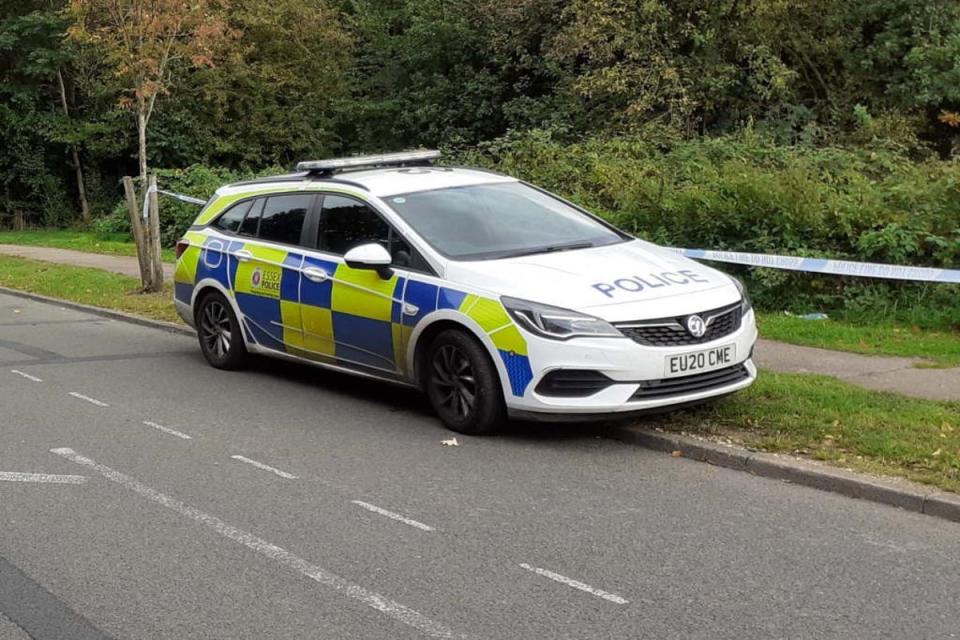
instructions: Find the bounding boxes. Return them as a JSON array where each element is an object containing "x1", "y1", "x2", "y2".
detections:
[{"x1": 174, "y1": 151, "x2": 757, "y2": 434}]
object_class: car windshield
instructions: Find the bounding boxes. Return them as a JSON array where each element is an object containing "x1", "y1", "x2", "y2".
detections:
[{"x1": 384, "y1": 181, "x2": 628, "y2": 260}]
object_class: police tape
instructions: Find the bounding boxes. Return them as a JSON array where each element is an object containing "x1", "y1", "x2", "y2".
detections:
[
  {"x1": 148, "y1": 184, "x2": 207, "y2": 206},
  {"x1": 156, "y1": 188, "x2": 207, "y2": 206},
  {"x1": 142, "y1": 185, "x2": 207, "y2": 222},
  {"x1": 676, "y1": 248, "x2": 960, "y2": 284}
]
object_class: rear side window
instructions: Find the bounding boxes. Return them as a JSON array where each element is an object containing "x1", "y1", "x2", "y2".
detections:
[
  {"x1": 212, "y1": 200, "x2": 252, "y2": 233},
  {"x1": 258, "y1": 194, "x2": 313, "y2": 246},
  {"x1": 238, "y1": 198, "x2": 264, "y2": 237}
]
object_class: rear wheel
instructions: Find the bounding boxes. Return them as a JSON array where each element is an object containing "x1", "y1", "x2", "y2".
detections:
[
  {"x1": 424, "y1": 329, "x2": 506, "y2": 435},
  {"x1": 196, "y1": 292, "x2": 247, "y2": 370}
]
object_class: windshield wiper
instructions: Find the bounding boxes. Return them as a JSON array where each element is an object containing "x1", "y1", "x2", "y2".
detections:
[{"x1": 499, "y1": 242, "x2": 595, "y2": 259}]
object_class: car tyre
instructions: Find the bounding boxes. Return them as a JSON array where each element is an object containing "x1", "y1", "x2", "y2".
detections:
[
  {"x1": 196, "y1": 291, "x2": 247, "y2": 370},
  {"x1": 424, "y1": 329, "x2": 506, "y2": 435}
]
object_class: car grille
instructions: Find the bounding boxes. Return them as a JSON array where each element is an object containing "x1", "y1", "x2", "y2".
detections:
[
  {"x1": 616, "y1": 303, "x2": 742, "y2": 347},
  {"x1": 630, "y1": 364, "x2": 750, "y2": 401}
]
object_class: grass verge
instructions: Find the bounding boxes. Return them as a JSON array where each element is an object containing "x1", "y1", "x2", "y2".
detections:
[
  {"x1": 0, "y1": 255, "x2": 181, "y2": 324},
  {"x1": 758, "y1": 313, "x2": 960, "y2": 368},
  {"x1": 0, "y1": 229, "x2": 175, "y2": 263},
  {"x1": 652, "y1": 370, "x2": 960, "y2": 493}
]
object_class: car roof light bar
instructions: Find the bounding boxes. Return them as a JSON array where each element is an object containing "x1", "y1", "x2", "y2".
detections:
[{"x1": 296, "y1": 150, "x2": 441, "y2": 175}]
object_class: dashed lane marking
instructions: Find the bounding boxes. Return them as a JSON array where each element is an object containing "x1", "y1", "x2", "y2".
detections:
[
  {"x1": 351, "y1": 501, "x2": 435, "y2": 532},
  {"x1": 10, "y1": 370, "x2": 42, "y2": 382},
  {"x1": 50, "y1": 448, "x2": 462, "y2": 639},
  {"x1": 142, "y1": 421, "x2": 192, "y2": 440},
  {"x1": 0, "y1": 472, "x2": 86, "y2": 484},
  {"x1": 518, "y1": 563, "x2": 629, "y2": 605},
  {"x1": 68, "y1": 392, "x2": 109, "y2": 407},
  {"x1": 230, "y1": 455, "x2": 297, "y2": 480}
]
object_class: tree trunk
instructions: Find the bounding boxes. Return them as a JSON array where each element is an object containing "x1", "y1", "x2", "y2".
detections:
[
  {"x1": 146, "y1": 175, "x2": 164, "y2": 293},
  {"x1": 56, "y1": 69, "x2": 90, "y2": 223},
  {"x1": 122, "y1": 176, "x2": 150, "y2": 289},
  {"x1": 137, "y1": 107, "x2": 148, "y2": 187}
]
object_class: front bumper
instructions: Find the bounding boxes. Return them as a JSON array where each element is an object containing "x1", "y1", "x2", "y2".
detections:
[{"x1": 504, "y1": 309, "x2": 758, "y2": 416}]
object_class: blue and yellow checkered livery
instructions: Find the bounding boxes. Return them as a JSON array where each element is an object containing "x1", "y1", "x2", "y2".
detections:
[{"x1": 176, "y1": 237, "x2": 535, "y2": 397}]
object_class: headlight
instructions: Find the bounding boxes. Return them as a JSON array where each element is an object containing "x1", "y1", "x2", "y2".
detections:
[
  {"x1": 501, "y1": 296, "x2": 622, "y2": 340},
  {"x1": 732, "y1": 278, "x2": 752, "y2": 313}
]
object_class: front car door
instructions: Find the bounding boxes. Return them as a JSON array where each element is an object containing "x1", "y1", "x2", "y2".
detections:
[{"x1": 299, "y1": 193, "x2": 427, "y2": 374}]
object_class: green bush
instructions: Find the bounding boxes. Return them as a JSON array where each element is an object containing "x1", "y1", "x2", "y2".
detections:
[{"x1": 456, "y1": 129, "x2": 960, "y2": 328}]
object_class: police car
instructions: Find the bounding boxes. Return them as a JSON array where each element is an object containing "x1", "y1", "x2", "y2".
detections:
[{"x1": 174, "y1": 151, "x2": 757, "y2": 434}]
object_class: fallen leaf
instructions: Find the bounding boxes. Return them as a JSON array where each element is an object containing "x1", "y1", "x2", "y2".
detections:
[
  {"x1": 441, "y1": 438, "x2": 459, "y2": 447},
  {"x1": 671, "y1": 450, "x2": 683, "y2": 457},
  {"x1": 932, "y1": 449, "x2": 943, "y2": 457}
]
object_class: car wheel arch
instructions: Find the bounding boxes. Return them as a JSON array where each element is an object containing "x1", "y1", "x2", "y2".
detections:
[
  {"x1": 407, "y1": 312, "x2": 512, "y2": 399},
  {"x1": 191, "y1": 280, "x2": 247, "y2": 338}
]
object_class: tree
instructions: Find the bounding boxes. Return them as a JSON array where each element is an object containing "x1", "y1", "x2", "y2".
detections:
[
  {"x1": 67, "y1": 0, "x2": 235, "y2": 186},
  {"x1": 0, "y1": 3, "x2": 91, "y2": 226},
  {"x1": 67, "y1": 0, "x2": 235, "y2": 291},
  {"x1": 156, "y1": 0, "x2": 352, "y2": 168}
]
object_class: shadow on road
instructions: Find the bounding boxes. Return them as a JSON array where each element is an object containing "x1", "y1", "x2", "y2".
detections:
[{"x1": 237, "y1": 353, "x2": 645, "y2": 444}]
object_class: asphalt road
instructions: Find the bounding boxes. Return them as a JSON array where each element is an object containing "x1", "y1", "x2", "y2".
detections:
[{"x1": 1, "y1": 291, "x2": 959, "y2": 640}]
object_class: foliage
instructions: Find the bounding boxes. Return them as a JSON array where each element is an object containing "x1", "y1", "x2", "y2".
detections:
[
  {"x1": 458, "y1": 128, "x2": 960, "y2": 326},
  {"x1": 1, "y1": 0, "x2": 960, "y2": 320},
  {"x1": 67, "y1": 0, "x2": 237, "y2": 182},
  {"x1": 151, "y1": 0, "x2": 352, "y2": 169},
  {"x1": 0, "y1": 5, "x2": 75, "y2": 227}
]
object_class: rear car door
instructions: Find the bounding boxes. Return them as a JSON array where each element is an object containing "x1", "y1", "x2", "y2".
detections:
[
  {"x1": 229, "y1": 193, "x2": 317, "y2": 352},
  {"x1": 299, "y1": 194, "x2": 425, "y2": 374}
]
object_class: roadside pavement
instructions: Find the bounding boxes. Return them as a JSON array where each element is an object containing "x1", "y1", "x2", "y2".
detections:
[
  {"x1": 753, "y1": 340, "x2": 960, "y2": 401},
  {"x1": 1, "y1": 242, "x2": 957, "y2": 401},
  {"x1": 0, "y1": 243, "x2": 174, "y2": 281}
]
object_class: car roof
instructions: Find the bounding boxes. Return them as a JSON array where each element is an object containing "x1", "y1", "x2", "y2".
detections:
[{"x1": 223, "y1": 166, "x2": 516, "y2": 199}]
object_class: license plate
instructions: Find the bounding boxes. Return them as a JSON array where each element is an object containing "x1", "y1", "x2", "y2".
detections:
[{"x1": 664, "y1": 344, "x2": 736, "y2": 378}]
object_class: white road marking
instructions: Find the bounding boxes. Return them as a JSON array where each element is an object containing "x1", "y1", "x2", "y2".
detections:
[
  {"x1": 142, "y1": 421, "x2": 192, "y2": 440},
  {"x1": 68, "y1": 392, "x2": 109, "y2": 407},
  {"x1": 10, "y1": 369, "x2": 42, "y2": 382},
  {"x1": 0, "y1": 472, "x2": 86, "y2": 484},
  {"x1": 351, "y1": 501, "x2": 435, "y2": 532},
  {"x1": 518, "y1": 563, "x2": 629, "y2": 605},
  {"x1": 230, "y1": 455, "x2": 297, "y2": 480},
  {"x1": 51, "y1": 448, "x2": 460, "y2": 639}
]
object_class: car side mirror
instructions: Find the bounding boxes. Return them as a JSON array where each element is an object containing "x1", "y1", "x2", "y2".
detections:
[{"x1": 344, "y1": 243, "x2": 393, "y2": 278}]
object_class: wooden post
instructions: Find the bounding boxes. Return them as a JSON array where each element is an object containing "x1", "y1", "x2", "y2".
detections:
[
  {"x1": 147, "y1": 175, "x2": 164, "y2": 292},
  {"x1": 122, "y1": 176, "x2": 149, "y2": 289}
]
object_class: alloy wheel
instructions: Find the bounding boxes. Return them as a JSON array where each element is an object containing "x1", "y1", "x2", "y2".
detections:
[
  {"x1": 200, "y1": 300, "x2": 232, "y2": 360},
  {"x1": 430, "y1": 344, "x2": 477, "y2": 419}
]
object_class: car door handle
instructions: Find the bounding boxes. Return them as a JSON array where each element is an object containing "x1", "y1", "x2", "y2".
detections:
[
  {"x1": 302, "y1": 266, "x2": 329, "y2": 283},
  {"x1": 233, "y1": 250, "x2": 253, "y2": 263}
]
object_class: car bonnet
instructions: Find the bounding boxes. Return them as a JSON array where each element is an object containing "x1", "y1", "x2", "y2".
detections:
[{"x1": 443, "y1": 239, "x2": 741, "y2": 323}]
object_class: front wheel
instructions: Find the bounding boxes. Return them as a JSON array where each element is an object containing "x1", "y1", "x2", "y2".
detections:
[
  {"x1": 424, "y1": 329, "x2": 506, "y2": 435},
  {"x1": 196, "y1": 291, "x2": 247, "y2": 370}
]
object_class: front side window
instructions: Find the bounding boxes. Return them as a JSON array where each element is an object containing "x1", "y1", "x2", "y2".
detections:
[
  {"x1": 320, "y1": 195, "x2": 390, "y2": 255},
  {"x1": 318, "y1": 194, "x2": 429, "y2": 270},
  {"x1": 258, "y1": 194, "x2": 313, "y2": 246},
  {"x1": 385, "y1": 182, "x2": 627, "y2": 260}
]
